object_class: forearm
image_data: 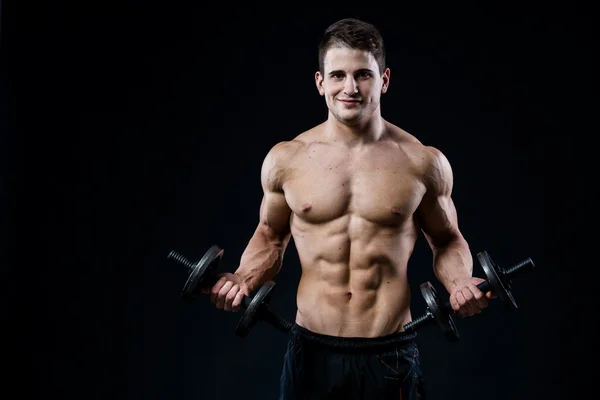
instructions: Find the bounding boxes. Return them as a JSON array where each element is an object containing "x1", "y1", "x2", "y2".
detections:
[
  {"x1": 234, "y1": 227, "x2": 287, "y2": 293},
  {"x1": 432, "y1": 236, "x2": 473, "y2": 293}
]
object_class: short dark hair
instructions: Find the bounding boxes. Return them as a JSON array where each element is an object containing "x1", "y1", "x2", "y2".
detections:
[{"x1": 318, "y1": 18, "x2": 386, "y2": 74}]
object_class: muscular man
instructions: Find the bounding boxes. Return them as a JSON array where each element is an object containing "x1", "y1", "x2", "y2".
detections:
[{"x1": 207, "y1": 18, "x2": 492, "y2": 399}]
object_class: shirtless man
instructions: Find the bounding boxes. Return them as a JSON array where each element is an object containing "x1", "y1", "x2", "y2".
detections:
[{"x1": 207, "y1": 18, "x2": 492, "y2": 399}]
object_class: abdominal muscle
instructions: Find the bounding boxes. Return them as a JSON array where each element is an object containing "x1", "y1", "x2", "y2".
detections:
[{"x1": 292, "y1": 215, "x2": 419, "y2": 338}]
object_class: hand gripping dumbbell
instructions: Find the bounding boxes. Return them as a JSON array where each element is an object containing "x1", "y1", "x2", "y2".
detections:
[
  {"x1": 403, "y1": 250, "x2": 535, "y2": 341},
  {"x1": 167, "y1": 245, "x2": 293, "y2": 338}
]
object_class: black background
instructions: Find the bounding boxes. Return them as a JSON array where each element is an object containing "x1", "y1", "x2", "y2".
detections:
[{"x1": 4, "y1": 2, "x2": 589, "y2": 399}]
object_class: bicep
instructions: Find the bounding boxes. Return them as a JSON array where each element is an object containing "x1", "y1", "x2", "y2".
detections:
[
  {"x1": 417, "y1": 192, "x2": 460, "y2": 248},
  {"x1": 257, "y1": 190, "x2": 292, "y2": 245},
  {"x1": 417, "y1": 147, "x2": 462, "y2": 248},
  {"x1": 256, "y1": 142, "x2": 294, "y2": 245}
]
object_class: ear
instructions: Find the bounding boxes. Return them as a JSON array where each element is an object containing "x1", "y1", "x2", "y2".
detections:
[
  {"x1": 381, "y1": 67, "x2": 390, "y2": 94},
  {"x1": 315, "y1": 71, "x2": 325, "y2": 96}
]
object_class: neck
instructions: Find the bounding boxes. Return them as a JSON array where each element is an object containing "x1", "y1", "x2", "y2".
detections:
[{"x1": 325, "y1": 111, "x2": 386, "y2": 147}]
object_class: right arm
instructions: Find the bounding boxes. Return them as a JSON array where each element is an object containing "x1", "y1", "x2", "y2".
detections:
[
  {"x1": 235, "y1": 141, "x2": 294, "y2": 291},
  {"x1": 210, "y1": 142, "x2": 295, "y2": 311}
]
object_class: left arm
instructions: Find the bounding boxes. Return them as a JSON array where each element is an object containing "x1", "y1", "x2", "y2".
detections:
[{"x1": 416, "y1": 146, "x2": 491, "y2": 317}]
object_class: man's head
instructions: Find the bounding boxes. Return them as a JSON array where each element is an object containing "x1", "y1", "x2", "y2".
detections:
[
  {"x1": 318, "y1": 18, "x2": 386, "y2": 75},
  {"x1": 315, "y1": 18, "x2": 390, "y2": 126}
]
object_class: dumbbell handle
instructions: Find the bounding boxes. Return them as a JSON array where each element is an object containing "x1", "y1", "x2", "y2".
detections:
[
  {"x1": 203, "y1": 277, "x2": 292, "y2": 332},
  {"x1": 440, "y1": 281, "x2": 492, "y2": 313},
  {"x1": 169, "y1": 250, "x2": 292, "y2": 333},
  {"x1": 251, "y1": 300, "x2": 294, "y2": 334},
  {"x1": 440, "y1": 257, "x2": 534, "y2": 313},
  {"x1": 202, "y1": 276, "x2": 293, "y2": 334}
]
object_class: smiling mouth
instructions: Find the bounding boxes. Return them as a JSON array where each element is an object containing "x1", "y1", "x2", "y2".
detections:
[{"x1": 338, "y1": 99, "x2": 361, "y2": 105}]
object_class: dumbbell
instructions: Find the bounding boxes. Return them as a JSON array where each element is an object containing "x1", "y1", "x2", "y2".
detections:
[
  {"x1": 403, "y1": 250, "x2": 535, "y2": 341},
  {"x1": 167, "y1": 245, "x2": 293, "y2": 338}
]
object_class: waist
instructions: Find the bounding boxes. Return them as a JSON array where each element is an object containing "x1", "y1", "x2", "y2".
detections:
[
  {"x1": 290, "y1": 323, "x2": 417, "y2": 353},
  {"x1": 296, "y1": 281, "x2": 412, "y2": 335}
]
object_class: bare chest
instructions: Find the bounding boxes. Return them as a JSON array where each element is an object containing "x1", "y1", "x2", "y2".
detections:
[{"x1": 283, "y1": 146, "x2": 426, "y2": 225}]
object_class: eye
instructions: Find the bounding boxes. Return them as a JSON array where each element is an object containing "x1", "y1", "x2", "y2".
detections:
[{"x1": 358, "y1": 71, "x2": 372, "y2": 79}]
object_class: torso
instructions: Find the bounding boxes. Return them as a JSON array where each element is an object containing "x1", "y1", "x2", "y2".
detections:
[{"x1": 280, "y1": 121, "x2": 432, "y2": 337}]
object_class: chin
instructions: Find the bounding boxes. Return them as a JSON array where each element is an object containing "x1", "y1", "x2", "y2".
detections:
[{"x1": 336, "y1": 111, "x2": 363, "y2": 124}]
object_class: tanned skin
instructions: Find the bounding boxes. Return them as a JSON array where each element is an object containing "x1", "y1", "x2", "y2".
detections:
[{"x1": 205, "y1": 47, "x2": 492, "y2": 337}]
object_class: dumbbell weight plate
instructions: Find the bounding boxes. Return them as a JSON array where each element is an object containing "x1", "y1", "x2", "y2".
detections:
[
  {"x1": 420, "y1": 281, "x2": 460, "y2": 342},
  {"x1": 236, "y1": 281, "x2": 276, "y2": 337},
  {"x1": 477, "y1": 251, "x2": 517, "y2": 310},
  {"x1": 182, "y1": 245, "x2": 224, "y2": 303}
]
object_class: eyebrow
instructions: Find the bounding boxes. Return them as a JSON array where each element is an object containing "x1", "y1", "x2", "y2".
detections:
[{"x1": 328, "y1": 68, "x2": 374, "y2": 76}]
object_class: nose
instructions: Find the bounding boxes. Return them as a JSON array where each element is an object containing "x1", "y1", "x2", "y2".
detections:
[{"x1": 343, "y1": 77, "x2": 358, "y2": 96}]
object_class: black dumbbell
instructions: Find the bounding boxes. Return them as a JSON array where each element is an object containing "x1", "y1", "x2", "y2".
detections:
[
  {"x1": 404, "y1": 251, "x2": 535, "y2": 341},
  {"x1": 167, "y1": 245, "x2": 293, "y2": 337}
]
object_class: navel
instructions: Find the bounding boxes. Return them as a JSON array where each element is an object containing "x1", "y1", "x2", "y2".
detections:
[
  {"x1": 301, "y1": 203, "x2": 312, "y2": 212},
  {"x1": 346, "y1": 292, "x2": 352, "y2": 300}
]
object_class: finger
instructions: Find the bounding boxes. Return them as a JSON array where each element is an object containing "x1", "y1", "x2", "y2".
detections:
[
  {"x1": 216, "y1": 281, "x2": 234, "y2": 309},
  {"x1": 455, "y1": 291, "x2": 469, "y2": 317},
  {"x1": 210, "y1": 276, "x2": 228, "y2": 303},
  {"x1": 232, "y1": 290, "x2": 245, "y2": 312},
  {"x1": 459, "y1": 289, "x2": 480, "y2": 317},
  {"x1": 224, "y1": 285, "x2": 240, "y2": 312},
  {"x1": 461, "y1": 286, "x2": 479, "y2": 317},
  {"x1": 450, "y1": 293, "x2": 461, "y2": 312},
  {"x1": 468, "y1": 284, "x2": 488, "y2": 310}
]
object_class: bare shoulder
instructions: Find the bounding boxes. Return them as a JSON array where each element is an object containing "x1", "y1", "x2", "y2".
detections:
[
  {"x1": 385, "y1": 122, "x2": 453, "y2": 190},
  {"x1": 261, "y1": 130, "x2": 314, "y2": 191},
  {"x1": 384, "y1": 122, "x2": 422, "y2": 146},
  {"x1": 419, "y1": 145, "x2": 454, "y2": 193},
  {"x1": 384, "y1": 122, "x2": 424, "y2": 157},
  {"x1": 263, "y1": 131, "x2": 312, "y2": 168}
]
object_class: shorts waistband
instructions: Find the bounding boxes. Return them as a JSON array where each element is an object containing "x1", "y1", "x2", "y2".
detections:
[{"x1": 290, "y1": 323, "x2": 417, "y2": 352}]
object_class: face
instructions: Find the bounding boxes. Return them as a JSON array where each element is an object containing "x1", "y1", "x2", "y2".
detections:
[{"x1": 315, "y1": 47, "x2": 390, "y2": 125}]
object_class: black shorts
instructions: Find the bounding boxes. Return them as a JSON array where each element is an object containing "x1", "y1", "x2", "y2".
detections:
[{"x1": 279, "y1": 323, "x2": 426, "y2": 400}]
